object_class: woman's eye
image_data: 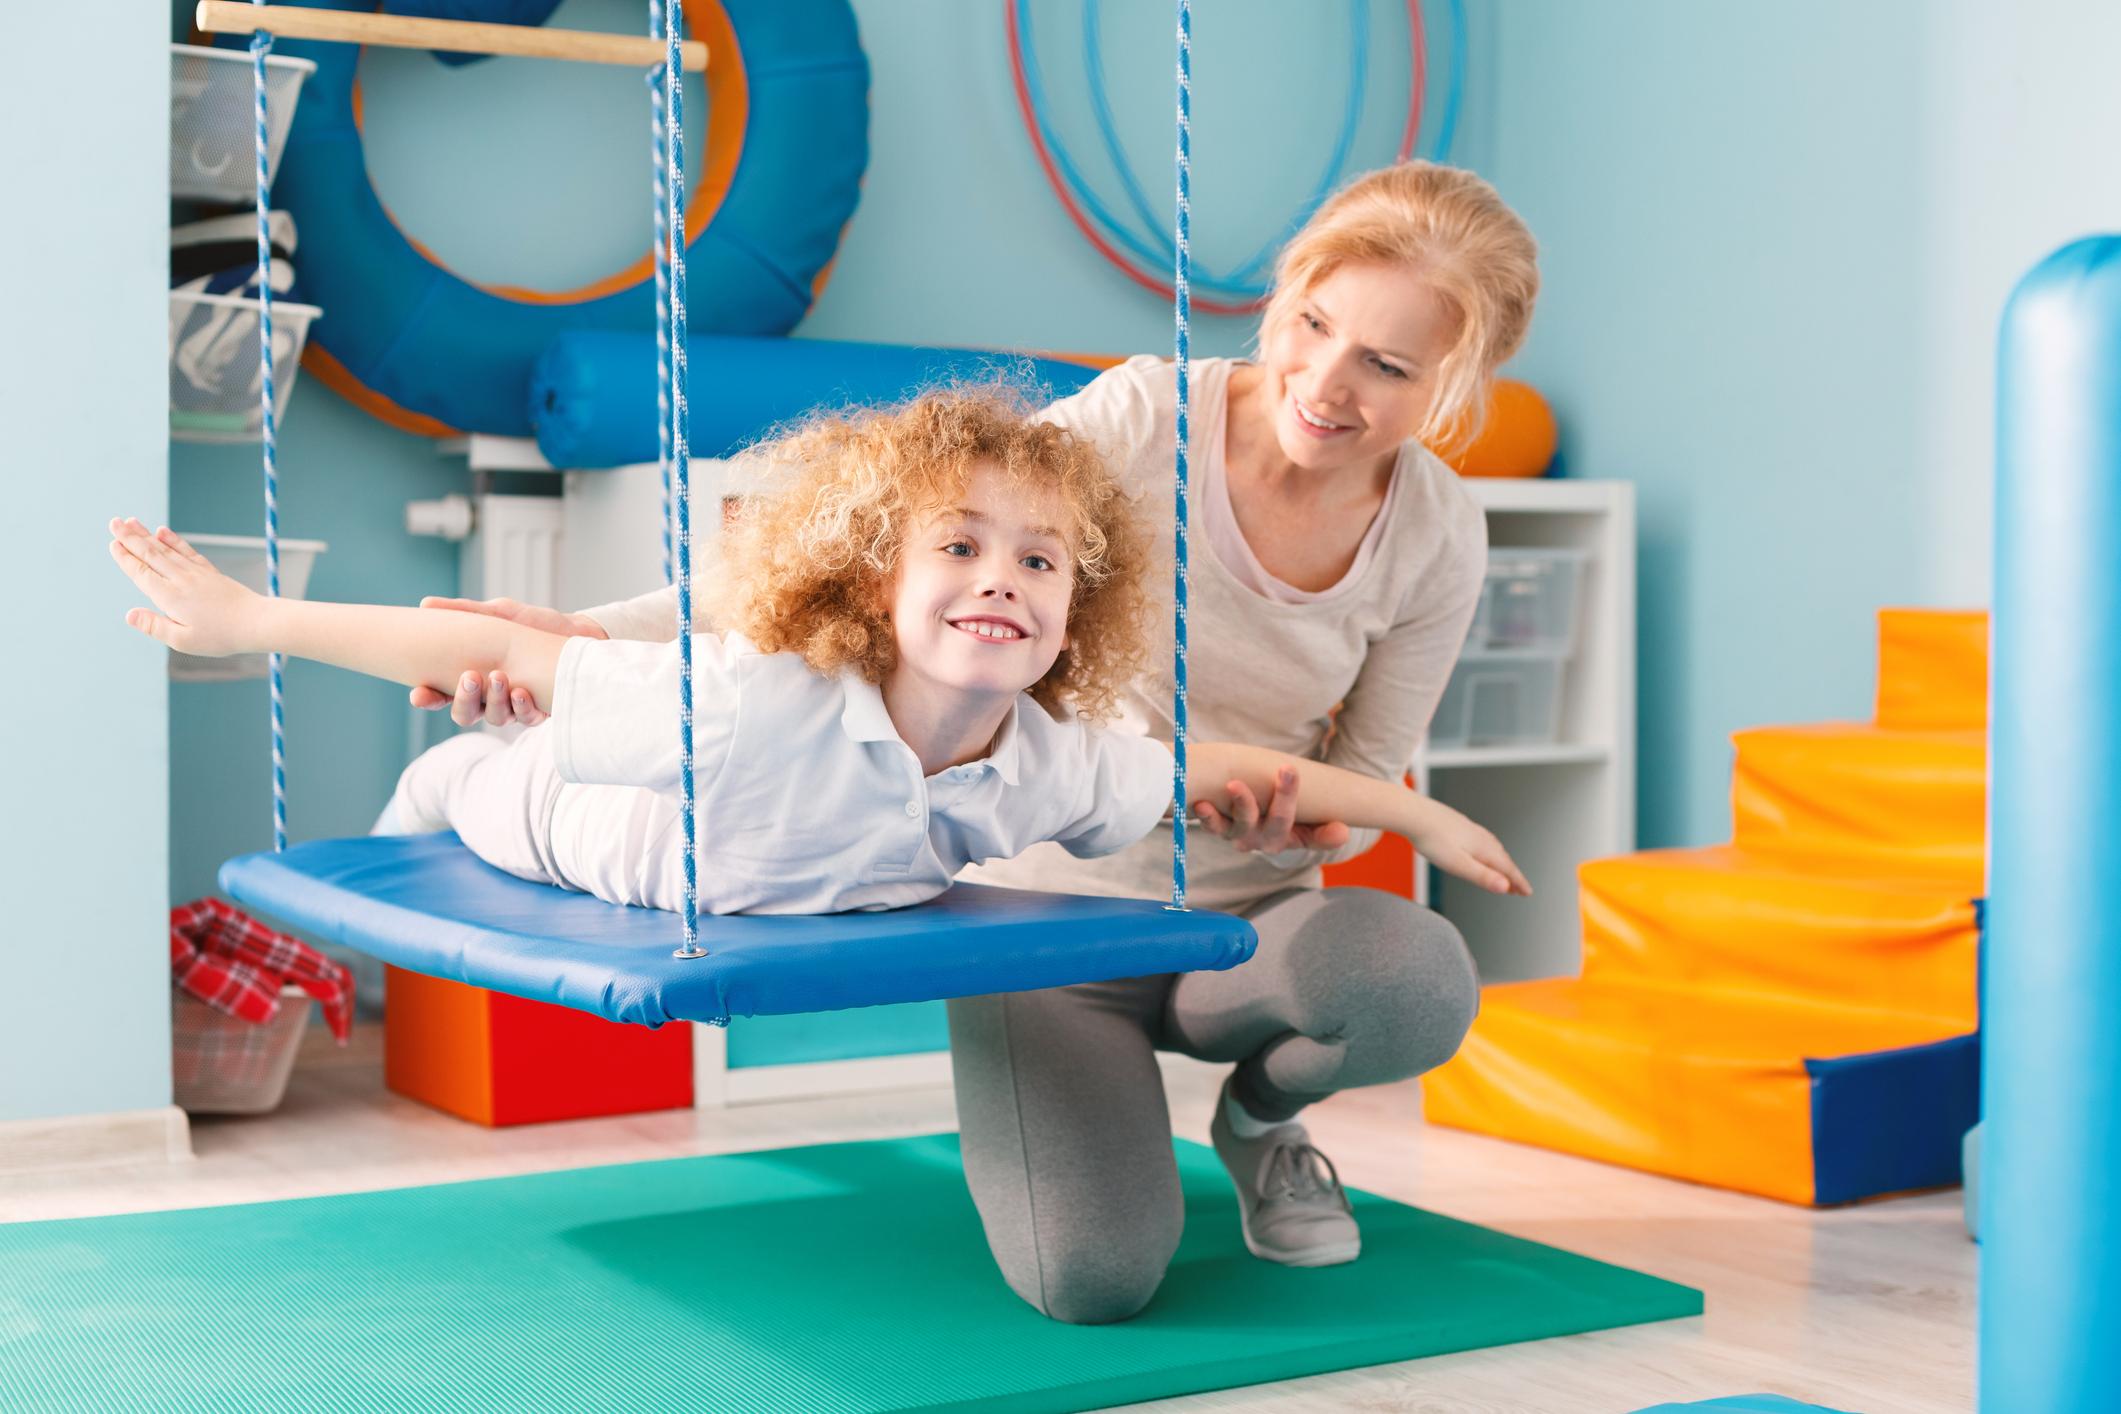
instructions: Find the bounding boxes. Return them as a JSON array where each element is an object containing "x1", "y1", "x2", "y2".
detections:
[
  {"x1": 1372, "y1": 358, "x2": 1409, "y2": 380},
  {"x1": 1301, "y1": 313, "x2": 1324, "y2": 332}
]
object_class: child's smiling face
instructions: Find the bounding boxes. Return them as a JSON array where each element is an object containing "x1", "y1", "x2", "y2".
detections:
[{"x1": 889, "y1": 463, "x2": 1075, "y2": 703}]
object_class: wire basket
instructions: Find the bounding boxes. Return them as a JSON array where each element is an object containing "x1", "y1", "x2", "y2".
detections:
[
  {"x1": 170, "y1": 43, "x2": 317, "y2": 205},
  {"x1": 169, "y1": 290, "x2": 322, "y2": 443},
  {"x1": 170, "y1": 533, "x2": 328, "y2": 681},
  {"x1": 172, "y1": 984, "x2": 314, "y2": 1115}
]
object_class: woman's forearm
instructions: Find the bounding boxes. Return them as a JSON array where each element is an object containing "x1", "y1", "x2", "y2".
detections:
[
  {"x1": 250, "y1": 600, "x2": 567, "y2": 708},
  {"x1": 1189, "y1": 741, "x2": 1431, "y2": 841}
]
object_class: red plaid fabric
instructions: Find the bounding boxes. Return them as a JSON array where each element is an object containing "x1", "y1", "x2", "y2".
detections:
[{"x1": 170, "y1": 897, "x2": 354, "y2": 1043}]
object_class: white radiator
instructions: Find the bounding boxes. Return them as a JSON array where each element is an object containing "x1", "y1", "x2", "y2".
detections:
[{"x1": 460, "y1": 494, "x2": 566, "y2": 604}]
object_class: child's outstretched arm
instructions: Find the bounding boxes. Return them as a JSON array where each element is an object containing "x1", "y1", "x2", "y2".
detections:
[
  {"x1": 1188, "y1": 741, "x2": 1533, "y2": 897},
  {"x1": 109, "y1": 519, "x2": 567, "y2": 707}
]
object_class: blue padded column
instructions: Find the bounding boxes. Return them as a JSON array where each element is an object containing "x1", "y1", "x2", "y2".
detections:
[{"x1": 1986, "y1": 234, "x2": 2121, "y2": 1411}]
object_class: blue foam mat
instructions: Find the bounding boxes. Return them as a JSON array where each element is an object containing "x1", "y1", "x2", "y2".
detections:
[{"x1": 221, "y1": 833, "x2": 1257, "y2": 1026}]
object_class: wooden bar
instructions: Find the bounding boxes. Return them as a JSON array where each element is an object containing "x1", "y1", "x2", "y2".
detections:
[{"x1": 195, "y1": 1, "x2": 709, "y2": 72}]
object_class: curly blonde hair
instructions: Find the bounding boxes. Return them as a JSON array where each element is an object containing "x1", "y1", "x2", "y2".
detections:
[
  {"x1": 1261, "y1": 162, "x2": 1540, "y2": 452},
  {"x1": 707, "y1": 387, "x2": 1154, "y2": 721}
]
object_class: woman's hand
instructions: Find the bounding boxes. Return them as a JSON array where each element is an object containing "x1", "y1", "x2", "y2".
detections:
[
  {"x1": 406, "y1": 597, "x2": 608, "y2": 726},
  {"x1": 1412, "y1": 799, "x2": 1534, "y2": 897},
  {"x1": 1192, "y1": 766, "x2": 1354, "y2": 855},
  {"x1": 109, "y1": 518, "x2": 263, "y2": 658}
]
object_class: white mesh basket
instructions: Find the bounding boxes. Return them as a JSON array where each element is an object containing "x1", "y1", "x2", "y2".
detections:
[
  {"x1": 170, "y1": 43, "x2": 317, "y2": 204},
  {"x1": 169, "y1": 291, "x2": 322, "y2": 443},
  {"x1": 169, "y1": 533, "x2": 327, "y2": 681},
  {"x1": 172, "y1": 984, "x2": 314, "y2": 1115}
]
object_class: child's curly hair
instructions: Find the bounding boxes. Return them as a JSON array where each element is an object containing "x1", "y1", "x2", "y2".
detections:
[{"x1": 707, "y1": 386, "x2": 1153, "y2": 721}]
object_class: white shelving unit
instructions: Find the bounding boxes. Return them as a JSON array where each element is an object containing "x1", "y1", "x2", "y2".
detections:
[{"x1": 1414, "y1": 478, "x2": 1636, "y2": 983}]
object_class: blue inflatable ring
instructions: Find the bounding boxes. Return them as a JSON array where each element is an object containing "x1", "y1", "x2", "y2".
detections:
[{"x1": 260, "y1": 0, "x2": 868, "y2": 437}]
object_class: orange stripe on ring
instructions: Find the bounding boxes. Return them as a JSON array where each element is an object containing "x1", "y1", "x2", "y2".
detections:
[
  {"x1": 302, "y1": 340, "x2": 461, "y2": 439},
  {"x1": 348, "y1": 1, "x2": 748, "y2": 309}
]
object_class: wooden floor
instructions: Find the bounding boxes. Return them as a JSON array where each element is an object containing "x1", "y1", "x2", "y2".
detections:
[{"x1": 0, "y1": 1025, "x2": 1974, "y2": 1414}]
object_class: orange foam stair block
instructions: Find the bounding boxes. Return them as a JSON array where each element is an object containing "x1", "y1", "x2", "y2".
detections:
[
  {"x1": 1729, "y1": 723, "x2": 1987, "y2": 884},
  {"x1": 1875, "y1": 608, "x2": 1988, "y2": 731},
  {"x1": 1577, "y1": 847, "x2": 1980, "y2": 1026},
  {"x1": 1320, "y1": 829, "x2": 1417, "y2": 898},
  {"x1": 385, "y1": 965, "x2": 693, "y2": 1127},
  {"x1": 1422, "y1": 978, "x2": 1978, "y2": 1205}
]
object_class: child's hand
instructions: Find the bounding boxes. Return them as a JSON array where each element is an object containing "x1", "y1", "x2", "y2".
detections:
[
  {"x1": 108, "y1": 518, "x2": 263, "y2": 658},
  {"x1": 1413, "y1": 800, "x2": 1534, "y2": 897}
]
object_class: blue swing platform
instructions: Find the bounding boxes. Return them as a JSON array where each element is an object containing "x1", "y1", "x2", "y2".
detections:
[{"x1": 222, "y1": 833, "x2": 1258, "y2": 1027}]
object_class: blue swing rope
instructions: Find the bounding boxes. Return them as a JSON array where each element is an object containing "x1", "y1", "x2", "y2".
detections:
[
  {"x1": 1170, "y1": 0, "x2": 1191, "y2": 912},
  {"x1": 648, "y1": 0, "x2": 675, "y2": 587},
  {"x1": 240, "y1": 2, "x2": 1177, "y2": 928},
  {"x1": 662, "y1": 0, "x2": 705, "y2": 960},
  {"x1": 1080, "y1": 0, "x2": 1365, "y2": 296},
  {"x1": 250, "y1": 12, "x2": 287, "y2": 855}
]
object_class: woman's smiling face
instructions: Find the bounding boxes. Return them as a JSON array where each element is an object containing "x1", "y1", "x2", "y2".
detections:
[{"x1": 1255, "y1": 261, "x2": 1462, "y2": 473}]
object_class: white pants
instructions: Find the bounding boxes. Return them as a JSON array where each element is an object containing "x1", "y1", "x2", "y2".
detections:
[{"x1": 380, "y1": 727, "x2": 687, "y2": 911}]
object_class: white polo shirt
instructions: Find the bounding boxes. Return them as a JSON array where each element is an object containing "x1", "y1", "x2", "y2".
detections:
[{"x1": 544, "y1": 633, "x2": 1173, "y2": 915}]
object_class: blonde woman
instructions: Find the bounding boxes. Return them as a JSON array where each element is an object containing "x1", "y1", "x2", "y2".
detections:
[{"x1": 417, "y1": 163, "x2": 1541, "y2": 1322}]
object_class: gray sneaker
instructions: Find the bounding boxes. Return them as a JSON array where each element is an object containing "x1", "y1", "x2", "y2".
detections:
[{"x1": 1209, "y1": 1083, "x2": 1361, "y2": 1267}]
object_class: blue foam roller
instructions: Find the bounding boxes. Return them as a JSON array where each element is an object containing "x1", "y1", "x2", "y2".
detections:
[
  {"x1": 529, "y1": 332, "x2": 1105, "y2": 468},
  {"x1": 1987, "y1": 235, "x2": 2121, "y2": 1411}
]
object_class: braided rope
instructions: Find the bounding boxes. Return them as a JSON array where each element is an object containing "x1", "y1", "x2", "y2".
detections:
[
  {"x1": 648, "y1": 0, "x2": 675, "y2": 586},
  {"x1": 664, "y1": 0, "x2": 704, "y2": 959},
  {"x1": 251, "y1": 20, "x2": 286, "y2": 855},
  {"x1": 1170, "y1": 0, "x2": 1191, "y2": 911}
]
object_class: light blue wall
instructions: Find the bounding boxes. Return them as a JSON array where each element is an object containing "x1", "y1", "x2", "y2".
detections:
[
  {"x1": 1477, "y1": 1, "x2": 1938, "y2": 848},
  {"x1": 169, "y1": 0, "x2": 1435, "y2": 917},
  {"x1": 154, "y1": 0, "x2": 1434, "y2": 1067},
  {"x1": 1, "y1": 5, "x2": 170, "y2": 1124},
  {"x1": 64, "y1": 1, "x2": 2115, "y2": 1116}
]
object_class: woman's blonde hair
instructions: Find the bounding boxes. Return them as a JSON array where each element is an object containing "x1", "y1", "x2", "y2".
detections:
[
  {"x1": 1261, "y1": 161, "x2": 1539, "y2": 450},
  {"x1": 707, "y1": 387, "x2": 1153, "y2": 721}
]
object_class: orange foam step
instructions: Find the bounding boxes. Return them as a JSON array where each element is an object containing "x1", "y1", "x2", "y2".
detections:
[
  {"x1": 385, "y1": 966, "x2": 693, "y2": 1127},
  {"x1": 1422, "y1": 977, "x2": 1977, "y2": 1205},
  {"x1": 1729, "y1": 722, "x2": 1987, "y2": 884},
  {"x1": 1578, "y1": 846, "x2": 1979, "y2": 1026},
  {"x1": 1875, "y1": 609, "x2": 1988, "y2": 731}
]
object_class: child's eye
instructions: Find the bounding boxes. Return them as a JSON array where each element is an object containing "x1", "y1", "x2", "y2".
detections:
[
  {"x1": 1021, "y1": 554, "x2": 1055, "y2": 572},
  {"x1": 942, "y1": 540, "x2": 974, "y2": 557}
]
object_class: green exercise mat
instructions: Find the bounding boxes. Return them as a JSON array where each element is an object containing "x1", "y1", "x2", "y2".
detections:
[{"x1": 0, "y1": 1134, "x2": 1701, "y2": 1413}]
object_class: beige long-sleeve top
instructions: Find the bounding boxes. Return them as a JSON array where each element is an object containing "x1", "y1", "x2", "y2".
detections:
[{"x1": 583, "y1": 355, "x2": 1487, "y2": 912}]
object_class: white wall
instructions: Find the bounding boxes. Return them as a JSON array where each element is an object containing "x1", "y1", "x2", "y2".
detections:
[
  {"x1": 0, "y1": 5, "x2": 171, "y2": 1123},
  {"x1": 1918, "y1": 0, "x2": 2121, "y2": 605}
]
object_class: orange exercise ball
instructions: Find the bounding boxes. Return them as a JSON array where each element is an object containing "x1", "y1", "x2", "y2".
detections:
[{"x1": 1438, "y1": 378, "x2": 1558, "y2": 478}]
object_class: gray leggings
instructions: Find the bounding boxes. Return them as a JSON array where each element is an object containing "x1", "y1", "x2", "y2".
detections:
[{"x1": 945, "y1": 886, "x2": 1480, "y2": 1325}]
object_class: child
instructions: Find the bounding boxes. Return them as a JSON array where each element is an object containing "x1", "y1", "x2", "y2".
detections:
[{"x1": 110, "y1": 391, "x2": 1528, "y2": 915}]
